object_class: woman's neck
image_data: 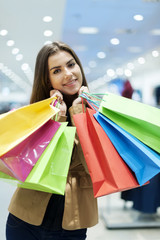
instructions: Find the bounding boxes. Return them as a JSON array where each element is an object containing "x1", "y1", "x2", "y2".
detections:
[{"x1": 63, "y1": 93, "x2": 78, "y2": 109}]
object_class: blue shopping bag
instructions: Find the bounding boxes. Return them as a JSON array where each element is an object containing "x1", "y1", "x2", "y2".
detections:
[{"x1": 94, "y1": 112, "x2": 160, "y2": 185}]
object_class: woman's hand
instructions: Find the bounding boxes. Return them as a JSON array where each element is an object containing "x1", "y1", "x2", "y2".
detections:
[
  {"x1": 50, "y1": 89, "x2": 63, "y2": 103},
  {"x1": 50, "y1": 90, "x2": 67, "y2": 116},
  {"x1": 72, "y1": 86, "x2": 89, "y2": 106}
]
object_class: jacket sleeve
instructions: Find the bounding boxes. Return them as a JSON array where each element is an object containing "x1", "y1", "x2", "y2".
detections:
[{"x1": 68, "y1": 104, "x2": 90, "y2": 174}]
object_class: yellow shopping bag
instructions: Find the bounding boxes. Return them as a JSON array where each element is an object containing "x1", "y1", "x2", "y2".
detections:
[{"x1": 0, "y1": 97, "x2": 59, "y2": 156}]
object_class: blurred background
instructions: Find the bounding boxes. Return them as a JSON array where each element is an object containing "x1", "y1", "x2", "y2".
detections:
[
  {"x1": 0, "y1": 0, "x2": 160, "y2": 239},
  {"x1": 0, "y1": 0, "x2": 160, "y2": 111}
]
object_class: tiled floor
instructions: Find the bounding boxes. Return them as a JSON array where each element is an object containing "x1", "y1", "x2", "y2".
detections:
[
  {"x1": 87, "y1": 194, "x2": 160, "y2": 240},
  {"x1": 1, "y1": 181, "x2": 160, "y2": 240}
]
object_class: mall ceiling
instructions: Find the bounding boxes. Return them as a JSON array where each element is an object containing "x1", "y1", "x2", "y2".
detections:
[{"x1": 0, "y1": 0, "x2": 160, "y2": 103}]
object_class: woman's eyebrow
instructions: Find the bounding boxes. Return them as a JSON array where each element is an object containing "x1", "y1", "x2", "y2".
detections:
[
  {"x1": 49, "y1": 65, "x2": 60, "y2": 71},
  {"x1": 49, "y1": 58, "x2": 74, "y2": 71},
  {"x1": 67, "y1": 58, "x2": 74, "y2": 64}
]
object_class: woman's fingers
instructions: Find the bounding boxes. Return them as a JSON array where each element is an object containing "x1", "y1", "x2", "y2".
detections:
[
  {"x1": 50, "y1": 90, "x2": 63, "y2": 103},
  {"x1": 72, "y1": 97, "x2": 82, "y2": 106},
  {"x1": 59, "y1": 101, "x2": 67, "y2": 116},
  {"x1": 78, "y1": 86, "x2": 89, "y2": 95}
]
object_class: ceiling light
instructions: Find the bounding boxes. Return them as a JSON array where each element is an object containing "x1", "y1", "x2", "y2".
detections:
[
  {"x1": 21, "y1": 63, "x2": 29, "y2": 71},
  {"x1": 44, "y1": 40, "x2": 52, "y2": 45},
  {"x1": 16, "y1": 54, "x2": 23, "y2": 61},
  {"x1": 106, "y1": 69, "x2": 115, "y2": 77},
  {"x1": 138, "y1": 57, "x2": 145, "y2": 64},
  {"x1": 6, "y1": 40, "x2": 15, "y2": 46},
  {"x1": 110, "y1": 38, "x2": 120, "y2": 45},
  {"x1": 43, "y1": 16, "x2": 52, "y2": 22},
  {"x1": 150, "y1": 29, "x2": 160, "y2": 36},
  {"x1": 152, "y1": 50, "x2": 159, "y2": 57},
  {"x1": 0, "y1": 29, "x2": 8, "y2": 36},
  {"x1": 133, "y1": 14, "x2": 144, "y2": 21},
  {"x1": 12, "y1": 48, "x2": 19, "y2": 55},
  {"x1": 78, "y1": 27, "x2": 99, "y2": 34},
  {"x1": 124, "y1": 69, "x2": 132, "y2": 77},
  {"x1": 97, "y1": 51, "x2": 106, "y2": 59},
  {"x1": 43, "y1": 30, "x2": 53, "y2": 37}
]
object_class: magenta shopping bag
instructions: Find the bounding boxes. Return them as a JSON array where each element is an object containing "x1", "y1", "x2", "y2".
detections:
[{"x1": 0, "y1": 120, "x2": 60, "y2": 182}]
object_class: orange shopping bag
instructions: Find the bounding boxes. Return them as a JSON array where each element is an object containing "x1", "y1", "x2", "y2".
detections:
[{"x1": 73, "y1": 108, "x2": 141, "y2": 198}]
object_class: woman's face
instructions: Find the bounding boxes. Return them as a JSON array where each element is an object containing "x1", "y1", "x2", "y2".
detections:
[{"x1": 48, "y1": 51, "x2": 83, "y2": 95}]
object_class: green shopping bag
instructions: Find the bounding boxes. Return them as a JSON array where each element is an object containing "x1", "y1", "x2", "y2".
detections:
[
  {"x1": 0, "y1": 161, "x2": 17, "y2": 186},
  {"x1": 99, "y1": 92, "x2": 160, "y2": 153},
  {"x1": 0, "y1": 171, "x2": 16, "y2": 181},
  {"x1": 0, "y1": 123, "x2": 76, "y2": 195}
]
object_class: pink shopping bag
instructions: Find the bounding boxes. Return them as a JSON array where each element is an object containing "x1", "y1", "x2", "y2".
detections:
[{"x1": 0, "y1": 119, "x2": 60, "y2": 181}]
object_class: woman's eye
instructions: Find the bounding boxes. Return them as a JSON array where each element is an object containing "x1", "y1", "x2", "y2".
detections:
[
  {"x1": 53, "y1": 69, "x2": 60, "y2": 74},
  {"x1": 68, "y1": 62, "x2": 75, "y2": 68}
]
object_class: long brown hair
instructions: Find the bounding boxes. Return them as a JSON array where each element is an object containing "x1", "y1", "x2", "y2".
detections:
[{"x1": 30, "y1": 41, "x2": 88, "y2": 105}]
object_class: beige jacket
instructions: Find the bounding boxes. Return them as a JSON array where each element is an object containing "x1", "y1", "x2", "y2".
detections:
[{"x1": 8, "y1": 105, "x2": 98, "y2": 230}]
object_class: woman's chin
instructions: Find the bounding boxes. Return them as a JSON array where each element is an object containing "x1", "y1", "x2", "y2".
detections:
[{"x1": 63, "y1": 87, "x2": 81, "y2": 96}]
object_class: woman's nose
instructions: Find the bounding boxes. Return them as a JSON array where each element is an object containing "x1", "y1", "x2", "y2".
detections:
[{"x1": 64, "y1": 68, "x2": 72, "y2": 78}]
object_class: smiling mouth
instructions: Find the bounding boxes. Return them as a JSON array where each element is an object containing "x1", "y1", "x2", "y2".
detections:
[{"x1": 64, "y1": 79, "x2": 77, "y2": 86}]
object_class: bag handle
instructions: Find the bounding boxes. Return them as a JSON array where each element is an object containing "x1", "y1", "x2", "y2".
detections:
[
  {"x1": 79, "y1": 93, "x2": 97, "y2": 112},
  {"x1": 81, "y1": 92, "x2": 107, "y2": 99},
  {"x1": 79, "y1": 92, "x2": 106, "y2": 112},
  {"x1": 81, "y1": 96, "x2": 97, "y2": 112},
  {"x1": 50, "y1": 97, "x2": 60, "y2": 121}
]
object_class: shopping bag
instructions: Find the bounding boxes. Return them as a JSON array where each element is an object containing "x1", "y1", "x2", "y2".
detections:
[
  {"x1": 0, "y1": 171, "x2": 17, "y2": 188},
  {"x1": 0, "y1": 97, "x2": 59, "y2": 156},
  {"x1": 73, "y1": 108, "x2": 140, "y2": 198},
  {"x1": 0, "y1": 123, "x2": 76, "y2": 194},
  {"x1": 0, "y1": 160, "x2": 16, "y2": 178},
  {"x1": 18, "y1": 122, "x2": 76, "y2": 194},
  {"x1": 0, "y1": 120, "x2": 61, "y2": 182},
  {"x1": 99, "y1": 92, "x2": 160, "y2": 153},
  {"x1": 94, "y1": 112, "x2": 160, "y2": 186}
]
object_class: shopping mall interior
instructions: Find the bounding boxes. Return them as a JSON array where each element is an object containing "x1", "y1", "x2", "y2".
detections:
[{"x1": 0, "y1": 0, "x2": 160, "y2": 239}]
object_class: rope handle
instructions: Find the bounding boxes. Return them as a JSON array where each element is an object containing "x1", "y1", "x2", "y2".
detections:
[
  {"x1": 79, "y1": 92, "x2": 105, "y2": 112},
  {"x1": 80, "y1": 92, "x2": 107, "y2": 100},
  {"x1": 50, "y1": 97, "x2": 60, "y2": 121},
  {"x1": 80, "y1": 96, "x2": 97, "y2": 112}
]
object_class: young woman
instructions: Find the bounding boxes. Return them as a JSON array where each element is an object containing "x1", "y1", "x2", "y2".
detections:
[{"x1": 6, "y1": 41, "x2": 98, "y2": 240}]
